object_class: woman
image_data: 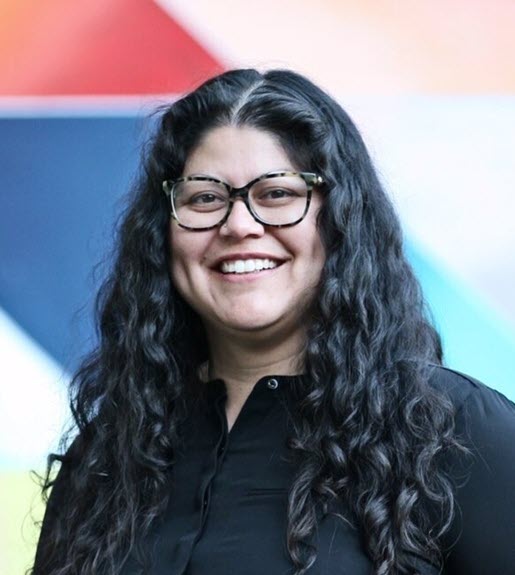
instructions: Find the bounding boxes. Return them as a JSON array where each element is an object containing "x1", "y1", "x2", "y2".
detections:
[{"x1": 33, "y1": 69, "x2": 515, "y2": 575}]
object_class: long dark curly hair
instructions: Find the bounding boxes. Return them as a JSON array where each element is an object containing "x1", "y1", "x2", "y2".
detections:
[{"x1": 33, "y1": 69, "x2": 465, "y2": 575}]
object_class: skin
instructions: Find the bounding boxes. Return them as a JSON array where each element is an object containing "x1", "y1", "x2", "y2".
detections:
[{"x1": 169, "y1": 125, "x2": 325, "y2": 430}]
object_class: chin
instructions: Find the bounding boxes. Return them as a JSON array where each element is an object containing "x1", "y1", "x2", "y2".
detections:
[
  {"x1": 214, "y1": 311, "x2": 286, "y2": 336},
  {"x1": 224, "y1": 317, "x2": 280, "y2": 333}
]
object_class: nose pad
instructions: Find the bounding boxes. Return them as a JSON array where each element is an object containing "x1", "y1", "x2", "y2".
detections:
[{"x1": 220, "y1": 198, "x2": 264, "y2": 236}]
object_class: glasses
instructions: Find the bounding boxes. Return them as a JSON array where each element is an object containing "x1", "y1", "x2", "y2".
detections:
[{"x1": 162, "y1": 171, "x2": 324, "y2": 231}]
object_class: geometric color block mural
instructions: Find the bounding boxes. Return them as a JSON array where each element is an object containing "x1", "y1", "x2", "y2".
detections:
[{"x1": 1, "y1": 1, "x2": 514, "y2": 573}]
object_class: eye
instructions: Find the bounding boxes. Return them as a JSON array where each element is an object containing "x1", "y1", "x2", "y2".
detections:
[
  {"x1": 262, "y1": 188, "x2": 297, "y2": 199},
  {"x1": 182, "y1": 191, "x2": 227, "y2": 213},
  {"x1": 254, "y1": 187, "x2": 300, "y2": 206},
  {"x1": 188, "y1": 192, "x2": 226, "y2": 205}
]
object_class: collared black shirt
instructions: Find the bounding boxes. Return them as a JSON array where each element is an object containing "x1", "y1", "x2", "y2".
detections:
[{"x1": 37, "y1": 367, "x2": 515, "y2": 574}]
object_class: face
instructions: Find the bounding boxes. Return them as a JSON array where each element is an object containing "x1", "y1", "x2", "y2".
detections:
[{"x1": 169, "y1": 125, "x2": 325, "y2": 344}]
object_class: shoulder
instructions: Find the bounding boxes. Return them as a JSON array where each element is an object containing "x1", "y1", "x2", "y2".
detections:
[
  {"x1": 427, "y1": 363, "x2": 515, "y2": 423},
  {"x1": 426, "y1": 366, "x2": 515, "y2": 573},
  {"x1": 427, "y1": 364, "x2": 515, "y2": 472}
]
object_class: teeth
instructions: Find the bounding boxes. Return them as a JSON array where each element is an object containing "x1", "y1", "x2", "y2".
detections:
[
  {"x1": 244, "y1": 260, "x2": 256, "y2": 272},
  {"x1": 220, "y1": 258, "x2": 280, "y2": 274}
]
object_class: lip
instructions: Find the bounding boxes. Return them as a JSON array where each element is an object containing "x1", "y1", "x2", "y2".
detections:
[{"x1": 211, "y1": 252, "x2": 288, "y2": 270}]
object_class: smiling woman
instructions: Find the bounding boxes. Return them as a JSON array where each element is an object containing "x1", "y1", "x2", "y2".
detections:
[
  {"x1": 169, "y1": 126, "x2": 325, "y2": 345},
  {"x1": 32, "y1": 69, "x2": 515, "y2": 575}
]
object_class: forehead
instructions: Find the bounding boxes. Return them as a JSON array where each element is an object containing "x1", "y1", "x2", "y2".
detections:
[{"x1": 183, "y1": 125, "x2": 298, "y2": 184}]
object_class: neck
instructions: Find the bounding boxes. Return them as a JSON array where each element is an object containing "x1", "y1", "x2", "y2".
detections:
[{"x1": 205, "y1": 324, "x2": 306, "y2": 421}]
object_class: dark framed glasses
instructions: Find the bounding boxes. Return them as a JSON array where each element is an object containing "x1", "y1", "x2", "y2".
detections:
[{"x1": 162, "y1": 171, "x2": 324, "y2": 231}]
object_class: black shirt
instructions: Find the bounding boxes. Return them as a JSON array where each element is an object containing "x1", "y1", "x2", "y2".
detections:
[{"x1": 38, "y1": 366, "x2": 515, "y2": 574}]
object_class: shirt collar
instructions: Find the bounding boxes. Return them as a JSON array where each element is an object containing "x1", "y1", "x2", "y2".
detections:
[{"x1": 204, "y1": 374, "x2": 305, "y2": 401}]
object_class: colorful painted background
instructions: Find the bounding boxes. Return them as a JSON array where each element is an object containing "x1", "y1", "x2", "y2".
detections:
[{"x1": 1, "y1": 1, "x2": 514, "y2": 573}]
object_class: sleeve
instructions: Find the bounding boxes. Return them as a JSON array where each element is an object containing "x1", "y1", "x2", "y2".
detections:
[
  {"x1": 33, "y1": 433, "x2": 83, "y2": 574},
  {"x1": 442, "y1": 375, "x2": 515, "y2": 574},
  {"x1": 32, "y1": 460, "x2": 69, "y2": 573}
]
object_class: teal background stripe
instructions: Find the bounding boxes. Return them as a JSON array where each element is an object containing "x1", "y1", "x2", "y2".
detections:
[{"x1": 407, "y1": 241, "x2": 515, "y2": 400}]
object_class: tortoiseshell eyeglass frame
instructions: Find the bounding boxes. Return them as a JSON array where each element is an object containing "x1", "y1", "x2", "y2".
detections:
[{"x1": 161, "y1": 171, "x2": 324, "y2": 231}]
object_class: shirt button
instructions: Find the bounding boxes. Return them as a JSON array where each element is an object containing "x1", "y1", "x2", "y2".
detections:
[{"x1": 267, "y1": 378, "x2": 279, "y2": 390}]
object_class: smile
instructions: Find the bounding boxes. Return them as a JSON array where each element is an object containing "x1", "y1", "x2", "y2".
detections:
[{"x1": 220, "y1": 258, "x2": 281, "y2": 274}]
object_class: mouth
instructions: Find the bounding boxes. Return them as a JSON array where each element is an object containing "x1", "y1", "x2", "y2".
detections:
[{"x1": 215, "y1": 257, "x2": 286, "y2": 275}]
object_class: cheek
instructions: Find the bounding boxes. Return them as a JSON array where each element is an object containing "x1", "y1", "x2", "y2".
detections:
[
  {"x1": 308, "y1": 241, "x2": 326, "y2": 287},
  {"x1": 296, "y1": 214, "x2": 325, "y2": 269},
  {"x1": 277, "y1": 226, "x2": 325, "y2": 293},
  {"x1": 168, "y1": 225, "x2": 190, "y2": 291},
  {"x1": 168, "y1": 224, "x2": 210, "y2": 290},
  {"x1": 309, "y1": 208, "x2": 326, "y2": 275},
  {"x1": 169, "y1": 256, "x2": 185, "y2": 293}
]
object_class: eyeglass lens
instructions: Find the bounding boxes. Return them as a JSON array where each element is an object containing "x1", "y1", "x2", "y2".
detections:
[{"x1": 172, "y1": 174, "x2": 310, "y2": 228}]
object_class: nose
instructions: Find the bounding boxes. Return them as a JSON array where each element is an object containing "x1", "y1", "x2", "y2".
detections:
[{"x1": 219, "y1": 198, "x2": 265, "y2": 239}]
